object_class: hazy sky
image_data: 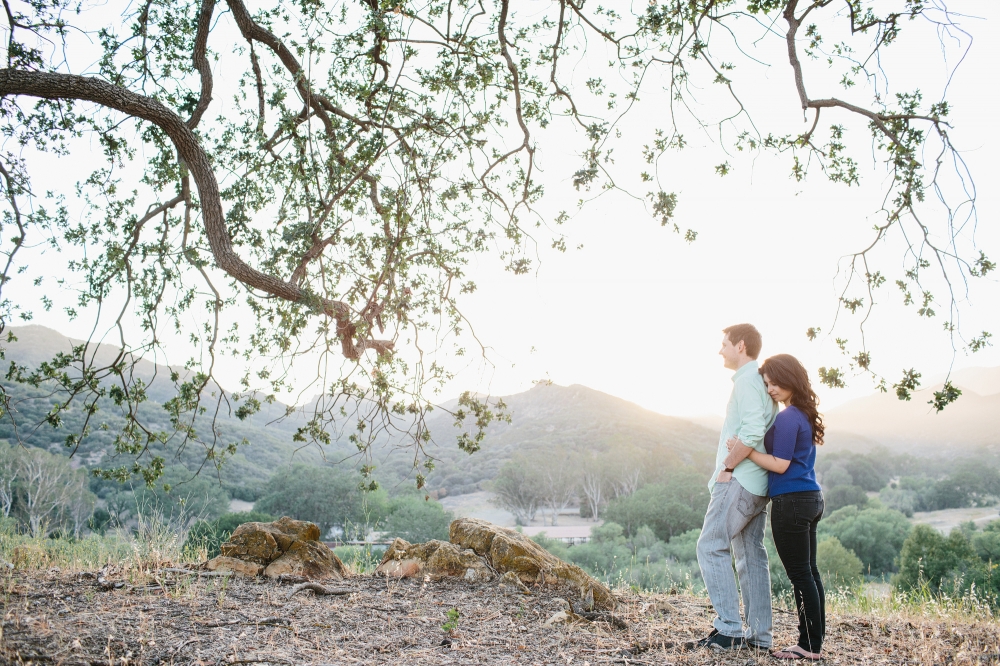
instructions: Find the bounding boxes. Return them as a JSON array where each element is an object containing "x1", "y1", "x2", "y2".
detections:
[
  {"x1": 12, "y1": 1, "x2": 1000, "y2": 420},
  {"x1": 438, "y1": 1, "x2": 1000, "y2": 417}
]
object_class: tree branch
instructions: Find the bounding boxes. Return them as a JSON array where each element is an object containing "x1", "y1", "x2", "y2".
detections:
[{"x1": 0, "y1": 69, "x2": 391, "y2": 359}]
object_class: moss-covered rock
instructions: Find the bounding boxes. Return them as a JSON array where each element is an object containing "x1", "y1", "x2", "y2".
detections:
[
  {"x1": 212, "y1": 516, "x2": 345, "y2": 580},
  {"x1": 449, "y1": 518, "x2": 615, "y2": 610},
  {"x1": 375, "y1": 538, "x2": 492, "y2": 582},
  {"x1": 205, "y1": 555, "x2": 263, "y2": 577}
]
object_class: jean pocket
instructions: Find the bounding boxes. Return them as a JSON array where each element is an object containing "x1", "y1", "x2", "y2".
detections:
[
  {"x1": 792, "y1": 498, "x2": 823, "y2": 524},
  {"x1": 736, "y1": 492, "x2": 759, "y2": 519}
]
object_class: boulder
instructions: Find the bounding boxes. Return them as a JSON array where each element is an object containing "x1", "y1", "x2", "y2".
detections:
[
  {"x1": 221, "y1": 516, "x2": 320, "y2": 564},
  {"x1": 375, "y1": 538, "x2": 492, "y2": 582},
  {"x1": 205, "y1": 556, "x2": 263, "y2": 577},
  {"x1": 264, "y1": 539, "x2": 349, "y2": 580},
  {"x1": 450, "y1": 518, "x2": 616, "y2": 610},
  {"x1": 212, "y1": 516, "x2": 346, "y2": 581}
]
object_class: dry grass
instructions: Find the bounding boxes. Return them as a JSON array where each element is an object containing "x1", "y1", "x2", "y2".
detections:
[{"x1": 2, "y1": 566, "x2": 1000, "y2": 665}]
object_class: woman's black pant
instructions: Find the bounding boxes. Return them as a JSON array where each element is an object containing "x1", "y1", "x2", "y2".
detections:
[{"x1": 770, "y1": 490, "x2": 825, "y2": 653}]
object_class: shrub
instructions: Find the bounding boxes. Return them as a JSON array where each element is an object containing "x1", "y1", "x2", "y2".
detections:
[
  {"x1": 662, "y1": 529, "x2": 700, "y2": 563},
  {"x1": 380, "y1": 496, "x2": 453, "y2": 543},
  {"x1": 895, "y1": 524, "x2": 984, "y2": 594},
  {"x1": 819, "y1": 506, "x2": 911, "y2": 575},
  {"x1": 183, "y1": 510, "x2": 275, "y2": 558},
  {"x1": 823, "y1": 485, "x2": 869, "y2": 513},
  {"x1": 530, "y1": 532, "x2": 570, "y2": 560},
  {"x1": 602, "y1": 480, "x2": 709, "y2": 542},
  {"x1": 255, "y1": 464, "x2": 387, "y2": 538},
  {"x1": 817, "y1": 537, "x2": 863, "y2": 588}
]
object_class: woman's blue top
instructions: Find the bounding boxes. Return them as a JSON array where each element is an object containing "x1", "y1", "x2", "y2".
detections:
[{"x1": 763, "y1": 405, "x2": 821, "y2": 497}]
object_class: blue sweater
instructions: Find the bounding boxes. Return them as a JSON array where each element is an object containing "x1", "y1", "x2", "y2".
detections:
[{"x1": 764, "y1": 406, "x2": 821, "y2": 497}]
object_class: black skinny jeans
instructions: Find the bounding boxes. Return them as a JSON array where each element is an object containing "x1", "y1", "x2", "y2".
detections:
[{"x1": 770, "y1": 490, "x2": 825, "y2": 653}]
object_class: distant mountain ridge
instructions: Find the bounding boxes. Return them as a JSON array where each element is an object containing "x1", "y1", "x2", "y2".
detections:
[
  {"x1": 390, "y1": 381, "x2": 720, "y2": 494},
  {"x1": 5, "y1": 325, "x2": 996, "y2": 492},
  {"x1": 822, "y1": 366, "x2": 1000, "y2": 454},
  {"x1": 1, "y1": 326, "x2": 722, "y2": 496}
]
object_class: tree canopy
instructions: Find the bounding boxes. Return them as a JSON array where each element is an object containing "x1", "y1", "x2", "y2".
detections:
[{"x1": 0, "y1": 0, "x2": 991, "y2": 485}]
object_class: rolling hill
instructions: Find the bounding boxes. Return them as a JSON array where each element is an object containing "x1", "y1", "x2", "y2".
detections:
[
  {"x1": 394, "y1": 382, "x2": 720, "y2": 495},
  {"x1": 1, "y1": 326, "x2": 720, "y2": 497},
  {"x1": 822, "y1": 366, "x2": 1000, "y2": 454}
]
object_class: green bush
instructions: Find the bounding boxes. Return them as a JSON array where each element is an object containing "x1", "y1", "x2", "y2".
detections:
[
  {"x1": 819, "y1": 506, "x2": 911, "y2": 575},
  {"x1": 662, "y1": 528, "x2": 699, "y2": 563},
  {"x1": 380, "y1": 496, "x2": 453, "y2": 543},
  {"x1": 602, "y1": 478, "x2": 709, "y2": 542},
  {"x1": 823, "y1": 485, "x2": 869, "y2": 513},
  {"x1": 894, "y1": 524, "x2": 985, "y2": 595},
  {"x1": 565, "y1": 522, "x2": 632, "y2": 576},
  {"x1": 183, "y1": 510, "x2": 275, "y2": 558},
  {"x1": 816, "y1": 536, "x2": 863, "y2": 588},
  {"x1": 530, "y1": 532, "x2": 570, "y2": 560},
  {"x1": 86, "y1": 508, "x2": 113, "y2": 535},
  {"x1": 255, "y1": 464, "x2": 387, "y2": 538}
]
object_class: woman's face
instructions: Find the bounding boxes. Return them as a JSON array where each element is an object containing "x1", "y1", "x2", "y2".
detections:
[{"x1": 763, "y1": 374, "x2": 794, "y2": 405}]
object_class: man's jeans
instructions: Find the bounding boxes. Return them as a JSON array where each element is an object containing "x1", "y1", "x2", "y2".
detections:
[{"x1": 696, "y1": 478, "x2": 772, "y2": 646}]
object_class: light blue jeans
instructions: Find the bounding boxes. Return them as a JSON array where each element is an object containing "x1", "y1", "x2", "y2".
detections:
[{"x1": 696, "y1": 477, "x2": 772, "y2": 647}]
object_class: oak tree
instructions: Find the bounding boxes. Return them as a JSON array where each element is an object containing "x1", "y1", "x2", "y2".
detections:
[{"x1": 0, "y1": 0, "x2": 990, "y2": 485}]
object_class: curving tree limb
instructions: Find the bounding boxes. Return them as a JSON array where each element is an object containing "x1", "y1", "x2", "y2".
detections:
[{"x1": 0, "y1": 68, "x2": 392, "y2": 359}]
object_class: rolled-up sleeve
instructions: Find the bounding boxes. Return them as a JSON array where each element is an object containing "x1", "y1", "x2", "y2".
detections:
[{"x1": 734, "y1": 379, "x2": 767, "y2": 452}]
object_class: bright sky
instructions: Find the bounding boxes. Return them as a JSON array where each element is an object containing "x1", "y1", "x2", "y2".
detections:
[
  {"x1": 12, "y1": 1, "x2": 1000, "y2": 420},
  {"x1": 439, "y1": 1, "x2": 1000, "y2": 417}
]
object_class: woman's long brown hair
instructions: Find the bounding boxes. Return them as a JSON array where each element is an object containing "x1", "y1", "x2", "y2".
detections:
[{"x1": 759, "y1": 354, "x2": 825, "y2": 445}]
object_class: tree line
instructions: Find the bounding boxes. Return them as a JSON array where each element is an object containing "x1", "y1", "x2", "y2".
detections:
[
  {"x1": 489, "y1": 445, "x2": 707, "y2": 535},
  {"x1": 0, "y1": 441, "x2": 94, "y2": 537}
]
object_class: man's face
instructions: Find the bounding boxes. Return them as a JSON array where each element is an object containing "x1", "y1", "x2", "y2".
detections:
[{"x1": 719, "y1": 335, "x2": 742, "y2": 370}]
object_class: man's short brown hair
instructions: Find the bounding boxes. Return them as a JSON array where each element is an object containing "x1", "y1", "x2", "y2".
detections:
[{"x1": 723, "y1": 323, "x2": 762, "y2": 360}]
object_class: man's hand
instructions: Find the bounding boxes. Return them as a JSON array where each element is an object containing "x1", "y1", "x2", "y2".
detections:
[
  {"x1": 724, "y1": 438, "x2": 754, "y2": 470},
  {"x1": 715, "y1": 469, "x2": 733, "y2": 483}
]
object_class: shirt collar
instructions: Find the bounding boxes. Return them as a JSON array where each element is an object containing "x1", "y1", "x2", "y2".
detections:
[{"x1": 731, "y1": 360, "x2": 759, "y2": 383}]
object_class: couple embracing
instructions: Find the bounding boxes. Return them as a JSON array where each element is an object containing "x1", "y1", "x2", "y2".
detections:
[{"x1": 695, "y1": 323, "x2": 826, "y2": 661}]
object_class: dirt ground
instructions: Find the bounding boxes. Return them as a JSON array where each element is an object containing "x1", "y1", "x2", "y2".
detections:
[
  {"x1": 2, "y1": 568, "x2": 1000, "y2": 665},
  {"x1": 910, "y1": 505, "x2": 1000, "y2": 534}
]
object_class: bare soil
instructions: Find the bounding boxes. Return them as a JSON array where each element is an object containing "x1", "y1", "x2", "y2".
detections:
[{"x1": 2, "y1": 568, "x2": 999, "y2": 665}]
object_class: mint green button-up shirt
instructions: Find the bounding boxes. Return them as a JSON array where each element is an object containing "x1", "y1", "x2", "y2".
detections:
[{"x1": 708, "y1": 360, "x2": 779, "y2": 497}]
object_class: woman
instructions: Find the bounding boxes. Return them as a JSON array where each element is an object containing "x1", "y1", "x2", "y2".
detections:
[{"x1": 724, "y1": 353, "x2": 825, "y2": 661}]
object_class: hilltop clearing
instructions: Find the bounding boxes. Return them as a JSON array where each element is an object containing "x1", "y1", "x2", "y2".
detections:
[{"x1": 2, "y1": 569, "x2": 998, "y2": 665}]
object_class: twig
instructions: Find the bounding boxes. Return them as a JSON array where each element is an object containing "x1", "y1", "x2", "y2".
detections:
[
  {"x1": 286, "y1": 582, "x2": 353, "y2": 599},
  {"x1": 159, "y1": 567, "x2": 232, "y2": 577}
]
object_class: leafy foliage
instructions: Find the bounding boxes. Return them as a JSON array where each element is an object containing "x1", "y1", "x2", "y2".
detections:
[
  {"x1": 380, "y1": 495, "x2": 454, "y2": 544},
  {"x1": 602, "y1": 477, "x2": 709, "y2": 542},
  {"x1": 254, "y1": 464, "x2": 386, "y2": 538},
  {"x1": 819, "y1": 505, "x2": 912, "y2": 575},
  {"x1": 184, "y1": 510, "x2": 275, "y2": 559},
  {"x1": 0, "y1": 0, "x2": 987, "y2": 486}
]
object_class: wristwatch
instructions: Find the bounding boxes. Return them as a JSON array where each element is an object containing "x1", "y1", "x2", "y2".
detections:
[{"x1": 724, "y1": 467, "x2": 735, "y2": 473}]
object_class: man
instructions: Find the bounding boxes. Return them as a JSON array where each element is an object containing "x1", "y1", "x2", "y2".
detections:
[{"x1": 695, "y1": 323, "x2": 778, "y2": 651}]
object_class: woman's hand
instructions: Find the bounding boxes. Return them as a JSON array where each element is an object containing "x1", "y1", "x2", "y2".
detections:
[
  {"x1": 726, "y1": 436, "x2": 744, "y2": 452},
  {"x1": 724, "y1": 439, "x2": 754, "y2": 470}
]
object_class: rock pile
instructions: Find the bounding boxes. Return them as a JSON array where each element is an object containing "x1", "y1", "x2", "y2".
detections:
[
  {"x1": 206, "y1": 516, "x2": 347, "y2": 580},
  {"x1": 204, "y1": 516, "x2": 614, "y2": 610},
  {"x1": 375, "y1": 538, "x2": 492, "y2": 582},
  {"x1": 375, "y1": 517, "x2": 616, "y2": 611}
]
